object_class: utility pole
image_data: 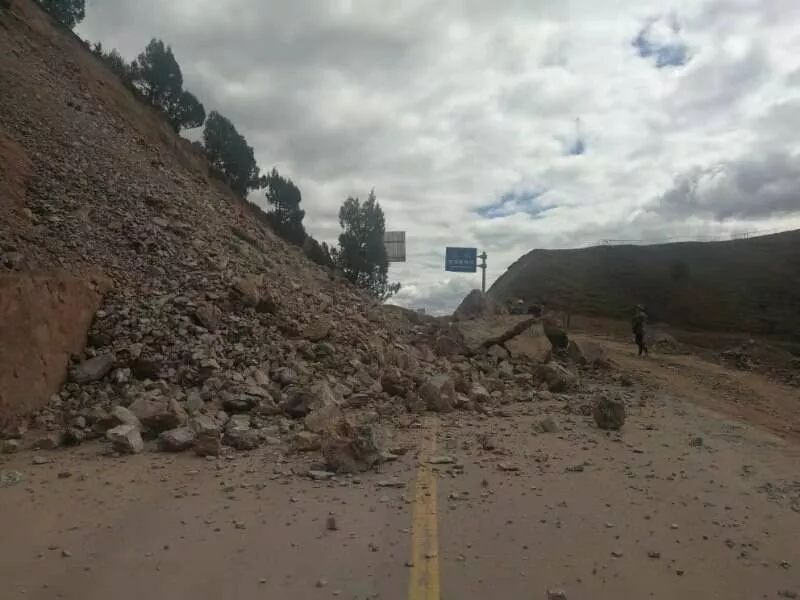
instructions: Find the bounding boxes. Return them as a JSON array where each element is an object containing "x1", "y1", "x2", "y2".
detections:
[{"x1": 478, "y1": 251, "x2": 488, "y2": 293}]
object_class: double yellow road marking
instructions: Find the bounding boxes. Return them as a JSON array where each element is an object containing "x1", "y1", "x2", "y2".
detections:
[{"x1": 408, "y1": 416, "x2": 440, "y2": 600}]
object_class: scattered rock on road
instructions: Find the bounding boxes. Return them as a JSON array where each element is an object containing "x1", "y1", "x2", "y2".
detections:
[
  {"x1": 593, "y1": 395, "x2": 626, "y2": 430},
  {"x1": 0, "y1": 470, "x2": 24, "y2": 487},
  {"x1": 106, "y1": 424, "x2": 144, "y2": 454},
  {"x1": 322, "y1": 423, "x2": 384, "y2": 474},
  {"x1": 158, "y1": 427, "x2": 196, "y2": 452},
  {"x1": 535, "y1": 362, "x2": 578, "y2": 393},
  {"x1": 535, "y1": 417, "x2": 559, "y2": 433}
]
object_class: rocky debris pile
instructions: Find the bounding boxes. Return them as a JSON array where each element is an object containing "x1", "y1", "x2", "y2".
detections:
[{"x1": 0, "y1": 13, "x2": 600, "y2": 470}]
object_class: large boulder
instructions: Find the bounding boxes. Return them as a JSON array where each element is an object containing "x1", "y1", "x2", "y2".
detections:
[
  {"x1": 380, "y1": 367, "x2": 409, "y2": 397},
  {"x1": 455, "y1": 315, "x2": 551, "y2": 362},
  {"x1": 453, "y1": 290, "x2": 505, "y2": 322},
  {"x1": 158, "y1": 427, "x2": 196, "y2": 452},
  {"x1": 419, "y1": 374, "x2": 456, "y2": 413},
  {"x1": 106, "y1": 424, "x2": 144, "y2": 454},
  {"x1": 504, "y1": 320, "x2": 552, "y2": 363},
  {"x1": 194, "y1": 432, "x2": 221, "y2": 457},
  {"x1": 69, "y1": 354, "x2": 115, "y2": 384},
  {"x1": 568, "y1": 339, "x2": 609, "y2": 368},
  {"x1": 283, "y1": 381, "x2": 338, "y2": 418},
  {"x1": 189, "y1": 414, "x2": 221, "y2": 435},
  {"x1": 534, "y1": 362, "x2": 579, "y2": 392},
  {"x1": 231, "y1": 275, "x2": 262, "y2": 308},
  {"x1": 593, "y1": 395, "x2": 626, "y2": 430},
  {"x1": 304, "y1": 403, "x2": 345, "y2": 434},
  {"x1": 223, "y1": 414, "x2": 260, "y2": 450},
  {"x1": 322, "y1": 423, "x2": 384, "y2": 474},
  {"x1": 128, "y1": 396, "x2": 187, "y2": 433}
]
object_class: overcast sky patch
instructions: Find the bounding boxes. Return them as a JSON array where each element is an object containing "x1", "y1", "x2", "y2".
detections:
[{"x1": 77, "y1": 0, "x2": 800, "y2": 314}]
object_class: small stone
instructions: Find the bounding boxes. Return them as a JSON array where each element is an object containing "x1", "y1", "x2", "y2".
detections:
[
  {"x1": 690, "y1": 436, "x2": 704, "y2": 447},
  {"x1": 647, "y1": 551, "x2": 661, "y2": 559},
  {"x1": 535, "y1": 417, "x2": 559, "y2": 433},
  {"x1": 315, "y1": 578, "x2": 327, "y2": 588},
  {"x1": 308, "y1": 470, "x2": 335, "y2": 481},
  {"x1": 0, "y1": 470, "x2": 24, "y2": 487},
  {"x1": 611, "y1": 551, "x2": 623, "y2": 558},
  {"x1": 565, "y1": 464, "x2": 585, "y2": 473},
  {"x1": 32, "y1": 456, "x2": 50, "y2": 465},
  {"x1": 33, "y1": 432, "x2": 63, "y2": 450},
  {"x1": 498, "y1": 462, "x2": 519, "y2": 472},
  {"x1": 377, "y1": 479, "x2": 405, "y2": 488},
  {"x1": 547, "y1": 590, "x2": 568, "y2": 600},
  {"x1": 429, "y1": 455, "x2": 455, "y2": 465},
  {"x1": 778, "y1": 591, "x2": 798, "y2": 599},
  {"x1": 670, "y1": 523, "x2": 679, "y2": 530},
  {"x1": 61, "y1": 550, "x2": 72, "y2": 558},
  {"x1": 0, "y1": 439, "x2": 20, "y2": 454},
  {"x1": 326, "y1": 515, "x2": 338, "y2": 531}
]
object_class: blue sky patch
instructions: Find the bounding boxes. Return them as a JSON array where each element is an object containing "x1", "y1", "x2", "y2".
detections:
[
  {"x1": 633, "y1": 16, "x2": 691, "y2": 69},
  {"x1": 476, "y1": 189, "x2": 549, "y2": 219}
]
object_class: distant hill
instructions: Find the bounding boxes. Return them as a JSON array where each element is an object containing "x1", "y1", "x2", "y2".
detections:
[{"x1": 488, "y1": 230, "x2": 800, "y2": 339}]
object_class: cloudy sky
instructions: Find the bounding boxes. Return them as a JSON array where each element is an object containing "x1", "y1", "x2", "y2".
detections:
[{"x1": 78, "y1": 0, "x2": 800, "y2": 314}]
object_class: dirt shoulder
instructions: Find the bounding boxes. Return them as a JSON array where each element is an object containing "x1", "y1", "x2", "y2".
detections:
[{"x1": 583, "y1": 334, "x2": 800, "y2": 441}]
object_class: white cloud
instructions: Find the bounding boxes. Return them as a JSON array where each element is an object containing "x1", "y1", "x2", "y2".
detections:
[{"x1": 78, "y1": 0, "x2": 800, "y2": 313}]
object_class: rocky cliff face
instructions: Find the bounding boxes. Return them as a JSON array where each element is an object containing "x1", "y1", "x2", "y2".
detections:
[{"x1": 0, "y1": 273, "x2": 107, "y2": 428}]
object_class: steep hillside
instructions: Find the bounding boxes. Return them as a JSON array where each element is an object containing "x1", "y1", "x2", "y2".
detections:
[
  {"x1": 489, "y1": 230, "x2": 800, "y2": 339},
  {"x1": 0, "y1": 0, "x2": 405, "y2": 446},
  {"x1": 0, "y1": 1, "x2": 563, "y2": 468}
]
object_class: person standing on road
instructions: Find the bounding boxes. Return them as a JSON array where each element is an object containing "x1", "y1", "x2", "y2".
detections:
[{"x1": 632, "y1": 304, "x2": 649, "y2": 357}]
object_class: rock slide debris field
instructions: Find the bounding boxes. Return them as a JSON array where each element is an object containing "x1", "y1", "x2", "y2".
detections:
[{"x1": 1, "y1": 1, "x2": 799, "y2": 598}]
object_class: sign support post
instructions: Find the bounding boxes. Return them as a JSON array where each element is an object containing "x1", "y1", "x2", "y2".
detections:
[{"x1": 479, "y1": 251, "x2": 487, "y2": 293}]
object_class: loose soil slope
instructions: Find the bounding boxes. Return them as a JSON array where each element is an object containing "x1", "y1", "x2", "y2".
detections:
[{"x1": 489, "y1": 231, "x2": 800, "y2": 339}]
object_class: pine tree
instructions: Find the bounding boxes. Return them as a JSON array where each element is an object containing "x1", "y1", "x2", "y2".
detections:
[
  {"x1": 264, "y1": 169, "x2": 306, "y2": 245},
  {"x1": 334, "y1": 190, "x2": 400, "y2": 300}
]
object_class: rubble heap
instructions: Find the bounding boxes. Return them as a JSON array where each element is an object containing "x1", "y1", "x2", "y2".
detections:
[{"x1": 0, "y1": 2, "x2": 607, "y2": 472}]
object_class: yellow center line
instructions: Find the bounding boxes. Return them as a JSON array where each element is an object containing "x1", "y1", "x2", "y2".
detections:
[{"x1": 408, "y1": 415, "x2": 440, "y2": 600}]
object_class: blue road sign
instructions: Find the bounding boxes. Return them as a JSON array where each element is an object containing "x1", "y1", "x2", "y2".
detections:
[{"x1": 445, "y1": 247, "x2": 477, "y2": 273}]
